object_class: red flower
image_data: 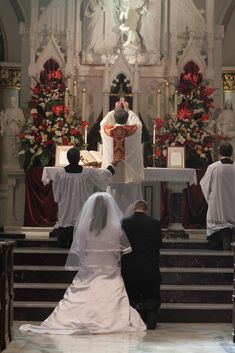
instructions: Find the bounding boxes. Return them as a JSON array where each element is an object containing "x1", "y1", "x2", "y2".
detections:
[
  {"x1": 52, "y1": 105, "x2": 64, "y2": 116},
  {"x1": 44, "y1": 140, "x2": 53, "y2": 147},
  {"x1": 177, "y1": 108, "x2": 192, "y2": 120},
  {"x1": 204, "y1": 87, "x2": 215, "y2": 96},
  {"x1": 47, "y1": 70, "x2": 62, "y2": 81},
  {"x1": 155, "y1": 117, "x2": 164, "y2": 130},
  {"x1": 155, "y1": 148, "x2": 161, "y2": 158},
  {"x1": 35, "y1": 136, "x2": 42, "y2": 144},
  {"x1": 70, "y1": 128, "x2": 80, "y2": 136},
  {"x1": 200, "y1": 114, "x2": 209, "y2": 122},
  {"x1": 62, "y1": 136, "x2": 69, "y2": 145},
  {"x1": 19, "y1": 133, "x2": 25, "y2": 139},
  {"x1": 81, "y1": 121, "x2": 90, "y2": 128}
]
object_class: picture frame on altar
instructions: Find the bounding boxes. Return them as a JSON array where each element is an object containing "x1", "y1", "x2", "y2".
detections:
[
  {"x1": 167, "y1": 147, "x2": 185, "y2": 169},
  {"x1": 55, "y1": 145, "x2": 71, "y2": 167}
]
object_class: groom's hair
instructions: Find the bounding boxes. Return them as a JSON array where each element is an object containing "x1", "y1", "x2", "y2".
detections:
[
  {"x1": 114, "y1": 109, "x2": 128, "y2": 125},
  {"x1": 67, "y1": 147, "x2": 80, "y2": 165},
  {"x1": 133, "y1": 200, "x2": 148, "y2": 212}
]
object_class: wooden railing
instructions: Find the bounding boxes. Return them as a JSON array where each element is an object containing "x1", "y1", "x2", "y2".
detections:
[{"x1": 0, "y1": 241, "x2": 14, "y2": 352}]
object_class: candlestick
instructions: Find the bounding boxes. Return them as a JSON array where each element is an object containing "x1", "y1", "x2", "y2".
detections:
[
  {"x1": 64, "y1": 87, "x2": 69, "y2": 107},
  {"x1": 174, "y1": 90, "x2": 178, "y2": 114},
  {"x1": 157, "y1": 89, "x2": 161, "y2": 117},
  {"x1": 73, "y1": 81, "x2": 77, "y2": 111},
  {"x1": 153, "y1": 124, "x2": 156, "y2": 145},
  {"x1": 82, "y1": 88, "x2": 86, "y2": 121},
  {"x1": 165, "y1": 82, "x2": 169, "y2": 115},
  {"x1": 84, "y1": 126, "x2": 88, "y2": 145}
]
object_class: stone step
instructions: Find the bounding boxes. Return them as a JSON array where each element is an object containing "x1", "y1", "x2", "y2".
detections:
[
  {"x1": 14, "y1": 265, "x2": 233, "y2": 285},
  {"x1": 13, "y1": 248, "x2": 233, "y2": 268},
  {"x1": 13, "y1": 301, "x2": 233, "y2": 323},
  {"x1": 11, "y1": 238, "x2": 210, "y2": 249},
  {"x1": 13, "y1": 282, "x2": 233, "y2": 304}
]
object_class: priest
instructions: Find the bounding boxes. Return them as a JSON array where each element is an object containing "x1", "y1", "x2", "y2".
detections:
[
  {"x1": 100, "y1": 98, "x2": 144, "y2": 213},
  {"x1": 200, "y1": 142, "x2": 235, "y2": 250}
]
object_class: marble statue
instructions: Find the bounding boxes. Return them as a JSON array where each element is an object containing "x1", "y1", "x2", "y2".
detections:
[
  {"x1": 83, "y1": 0, "x2": 118, "y2": 55},
  {"x1": 217, "y1": 100, "x2": 235, "y2": 139},
  {"x1": 115, "y1": 0, "x2": 131, "y2": 21},
  {"x1": 139, "y1": 0, "x2": 161, "y2": 64},
  {"x1": 1, "y1": 96, "x2": 25, "y2": 166}
]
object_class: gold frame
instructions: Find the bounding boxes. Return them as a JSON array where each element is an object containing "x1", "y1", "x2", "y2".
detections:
[
  {"x1": 55, "y1": 145, "x2": 72, "y2": 167},
  {"x1": 167, "y1": 147, "x2": 185, "y2": 169}
]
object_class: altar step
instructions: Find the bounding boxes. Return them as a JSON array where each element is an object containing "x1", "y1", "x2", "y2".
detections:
[{"x1": 11, "y1": 237, "x2": 233, "y2": 323}]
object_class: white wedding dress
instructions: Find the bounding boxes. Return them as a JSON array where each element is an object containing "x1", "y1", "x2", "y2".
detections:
[{"x1": 20, "y1": 263, "x2": 146, "y2": 334}]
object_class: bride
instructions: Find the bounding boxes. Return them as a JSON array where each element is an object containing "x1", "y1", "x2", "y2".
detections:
[{"x1": 20, "y1": 192, "x2": 146, "y2": 334}]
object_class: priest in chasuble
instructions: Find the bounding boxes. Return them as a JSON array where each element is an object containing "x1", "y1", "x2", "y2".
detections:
[{"x1": 100, "y1": 98, "x2": 144, "y2": 214}]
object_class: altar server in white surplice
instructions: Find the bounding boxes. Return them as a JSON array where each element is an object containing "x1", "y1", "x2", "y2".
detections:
[
  {"x1": 19, "y1": 192, "x2": 146, "y2": 334},
  {"x1": 100, "y1": 99, "x2": 144, "y2": 214},
  {"x1": 200, "y1": 142, "x2": 235, "y2": 250},
  {"x1": 52, "y1": 147, "x2": 116, "y2": 248}
]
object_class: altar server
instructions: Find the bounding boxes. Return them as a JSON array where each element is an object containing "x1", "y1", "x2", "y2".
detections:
[
  {"x1": 53, "y1": 147, "x2": 117, "y2": 248},
  {"x1": 100, "y1": 99, "x2": 144, "y2": 213},
  {"x1": 200, "y1": 142, "x2": 235, "y2": 250}
]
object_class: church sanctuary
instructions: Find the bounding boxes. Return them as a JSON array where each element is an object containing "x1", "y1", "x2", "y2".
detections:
[{"x1": 1, "y1": 0, "x2": 235, "y2": 352}]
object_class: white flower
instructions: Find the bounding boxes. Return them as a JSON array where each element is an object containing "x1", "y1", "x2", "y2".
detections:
[{"x1": 163, "y1": 149, "x2": 167, "y2": 157}]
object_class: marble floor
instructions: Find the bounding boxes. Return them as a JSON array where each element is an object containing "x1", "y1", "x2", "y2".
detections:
[{"x1": 2, "y1": 322, "x2": 235, "y2": 353}]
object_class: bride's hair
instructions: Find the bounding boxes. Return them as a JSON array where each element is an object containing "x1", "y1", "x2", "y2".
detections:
[{"x1": 89, "y1": 195, "x2": 108, "y2": 235}]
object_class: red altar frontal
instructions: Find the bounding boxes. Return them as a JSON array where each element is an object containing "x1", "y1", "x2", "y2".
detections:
[{"x1": 23, "y1": 167, "x2": 207, "y2": 229}]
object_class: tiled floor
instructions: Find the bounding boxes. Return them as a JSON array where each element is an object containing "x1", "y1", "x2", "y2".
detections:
[{"x1": 3, "y1": 322, "x2": 235, "y2": 353}]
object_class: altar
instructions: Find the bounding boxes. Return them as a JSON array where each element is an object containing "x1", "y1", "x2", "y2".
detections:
[{"x1": 23, "y1": 166, "x2": 200, "y2": 236}]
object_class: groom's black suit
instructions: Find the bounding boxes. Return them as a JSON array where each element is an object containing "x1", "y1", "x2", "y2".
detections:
[{"x1": 121, "y1": 211, "x2": 162, "y2": 328}]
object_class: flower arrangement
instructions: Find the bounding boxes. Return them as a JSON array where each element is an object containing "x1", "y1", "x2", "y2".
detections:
[
  {"x1": 154, "y1": 62, "x2": 216, "y2": 168},
  {"x1": 19, "y1": 64, "x2": 86, "y2": 168}
]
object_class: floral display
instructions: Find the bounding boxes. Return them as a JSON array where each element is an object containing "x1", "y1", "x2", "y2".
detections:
[
  {"x1": 154, "y1": 62, "x2": 216, "y2": 168},
  {"x1": 19, "y1": 63, "x2": 86, "y2": 168}
]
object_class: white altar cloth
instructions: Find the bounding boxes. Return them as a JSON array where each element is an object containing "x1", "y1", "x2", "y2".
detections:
[
  {"x1": 144, "y1": 168, "x2": 197, "y2": 186},
  {"x1": 42, "y1": 167, "x2": 197, "y2": 186},
  {"x1": 42, "y1": 167, "x2": 63, "y2": 185}
]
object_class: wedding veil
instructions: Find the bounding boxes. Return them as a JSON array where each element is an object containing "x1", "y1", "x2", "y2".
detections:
[{"x1": 65, "y1": 192, "x2": 132, "y2": 270}]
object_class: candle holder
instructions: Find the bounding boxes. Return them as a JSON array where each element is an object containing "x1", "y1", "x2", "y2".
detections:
[{"x1": 152, "y1": 143, "x2": 156, "y2": 167}]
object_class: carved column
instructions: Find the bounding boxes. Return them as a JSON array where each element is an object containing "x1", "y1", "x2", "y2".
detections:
[
  {"x1": 5, "y1": 178, "x2": 17, "y2": 226},
  {"x1": 65, "y1": 0, "x2": 75, "y2": 78},
  {"x1": 28, "y1": 0, "x2": 38, "y2": 78},
  {"x1": 133, "y1": 61, "x2": 139, "y2": 113},
  {"x1": 206, "y1": 0, "x2": 214, "y2": 79},
  {"x1": 19, "y1": 22, "x2": 30, "y2": 112},
  {"x1": 162, "y1": 0, "x2": 169, "y2": 60},
  {"x1": 169, "y1": 0, "x2": 178, "y2": 77},
  {"x1": 103, "y1": 60, "x2": 110, "y2": 116}
]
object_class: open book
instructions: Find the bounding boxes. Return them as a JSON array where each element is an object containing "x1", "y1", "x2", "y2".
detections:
[{"x1": 79, "y1": 150, "x2": 103, "y2": 166}]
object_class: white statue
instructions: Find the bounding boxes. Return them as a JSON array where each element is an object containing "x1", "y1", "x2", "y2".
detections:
[
  {"x1": 1, "y1": 96, "x2": 25, "y2": 166},
  {"x1": 83, "y1": 0, "x2": 118, "y2": 55},
  {"x1": 115, "y1": 0, "x2": 131, "y2": 21},
  {"x1": 139, "y1": 0, "x2": 160, "y2": 62},
  {"x1": 217, "y1": 100, "x2": 235, "y2": 139}
]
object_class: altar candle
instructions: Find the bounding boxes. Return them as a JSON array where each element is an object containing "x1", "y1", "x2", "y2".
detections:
[
  {"x1": 153, "y1": 124, "x2": 156, "y2": 145},
  {"x1": 82, "y1": 88, "x2": 86, "y2": 121},
  {"x1": 157, "y1": 89, "x2": 161, "y2": 117},
  {"x1": 174, "y1": 90, "x2": 178, "y2": 114},
  {"x1": 73, "y1": 81, "x2": 77, "y2": 110},
  {"x1": 64, "y1": 87, "x2": 69, "y2": 107},
  {"x1": 165, "y1": 82, "x2": 169, "y2": 114},
  {"x1": 84, "y1": 125, "x2": 88, "y2": 145}
]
